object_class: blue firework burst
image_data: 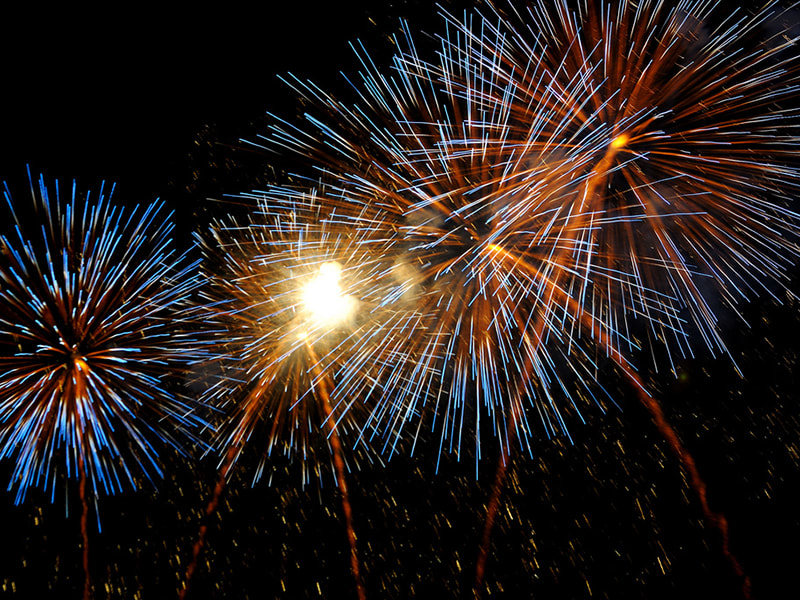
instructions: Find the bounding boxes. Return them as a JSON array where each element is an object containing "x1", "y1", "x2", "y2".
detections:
[{"x1": 0, "y1": 170, "x2": 202, "y2": 504}]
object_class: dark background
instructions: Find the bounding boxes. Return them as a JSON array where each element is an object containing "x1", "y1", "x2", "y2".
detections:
[{"x1": 1, "y1": 2, "x2": 799, "y2": 599}]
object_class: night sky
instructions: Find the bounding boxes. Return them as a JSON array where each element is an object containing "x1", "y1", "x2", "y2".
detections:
[{"x1": 1, "y1": 2, "x2": 799, "y2": 599}]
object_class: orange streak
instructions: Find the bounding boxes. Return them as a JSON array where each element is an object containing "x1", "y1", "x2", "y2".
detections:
[
  {"x1": 474, "y1": 154, "x2": 621, "y2": 593},
  {"x1": 78, "y1": 456, "x2": 92, "y2": 600},
  {"x1": 593, "y1": 332, "x2": 752, "y2": 599},
  {"x1": 488, "y1": 241, "x2": 751, "y2": 598},
  {"x1": 179, "y1": 444, "x2": 238, "y2": 600},
  {"x1": 307, "y1": 343, "x2": 366, "y2": 600},
  {"x1": 473, "y1": 416, "x2": 516, "y2": 599},
  {"x1": 180, "y1": 369, "x2": 281, "y2": 598}
]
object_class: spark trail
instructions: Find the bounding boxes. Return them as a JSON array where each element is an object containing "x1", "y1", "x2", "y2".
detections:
[
  {"x1": 79, "y1": 456, "x2": 91, "y2": 600},
  {"x1": 478, "y1": 239, "x2": 752, "y2": 596},
  {"x1": 306, "y1": 341, "x2": 366, "y2": 600}
]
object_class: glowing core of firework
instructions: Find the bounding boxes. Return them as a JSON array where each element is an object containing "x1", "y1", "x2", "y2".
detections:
[
  {"x1": 73, "y1": 356, "x2": 90, "y2": 373},
  {"x1": 302, "y1": 262, "x2": 355, "y2": 326},
  {"x1": 610, "y1": 133, "x2": 629, "y2": 150}
]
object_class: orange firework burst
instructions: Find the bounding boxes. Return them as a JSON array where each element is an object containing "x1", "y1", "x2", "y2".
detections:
[
  {"x1": 190, "y1": 188, "x2": 405, "y2": 483},
  {"x1": 468, "y1": 0, "x2": 800, "y2": 365},
  {"x1": 181, "y1": 185, "x2": 409, "y2": 598}
]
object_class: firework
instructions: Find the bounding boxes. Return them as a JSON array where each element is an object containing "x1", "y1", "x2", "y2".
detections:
[
  {"x1": 257, "y1": 19, "x2": 619, "y2": 469},
  {"x1": 253, "y1": 4, "x2": 799, "y2": 596},
  {"x1": 0, "y1": 170, "x2": 200, "y2": 504},
  {"x1": 190, "y1": 187, "x2": 403, "y2": 485},
  {"x1": 0, "y1": 170, "x2": 201, "y2": 599},
  {"x1": 431, "y1": 2, "x2": 800, "y2": 595},
  {"x1": 182, "y1": 185, "x2": 407, "y2": 598},
  {"x1": 248, "y1": 0, "x2": 800, "y2": 477},
  {"x1": 460, "y1": 0, "x2": 800, "y2": 367}
]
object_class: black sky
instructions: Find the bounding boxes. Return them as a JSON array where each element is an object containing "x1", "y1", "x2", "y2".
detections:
[{"x1": 1, "y1": 3, "x2": 371, "y2": 196}]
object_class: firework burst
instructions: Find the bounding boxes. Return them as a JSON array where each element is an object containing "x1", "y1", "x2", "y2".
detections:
[
  {"x1": 252, "y1": 4, "x2": 799, "y2": 596},
  {"x1": 0, "y1": 170, "x2": 201, "y2": 599},
  {"x1": 0, "y1": 170, "x2": 200, "y2": 504},
  {"x1": 430, "y1": 2, "x2": 800, "y2": 594},
  {"x1": 258, "y1": 19, "x2": 621, "y2": 469},
  {"x1": 190, "y1": 187, "x2": 405, "y2": 485},
  {"x1": 462, "y1": 0, "x2": 800, "y2": 366},
  {"x1": 182, "y1": 185, "x2": 409, "y2": 598}
]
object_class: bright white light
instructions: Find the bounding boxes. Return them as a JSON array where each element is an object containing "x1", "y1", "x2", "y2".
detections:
[{"x1": 302, "y1": 262, "x2": 355, "y2": 326}]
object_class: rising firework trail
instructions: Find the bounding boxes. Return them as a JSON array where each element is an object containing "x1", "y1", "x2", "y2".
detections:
[{"x1": 0, "y1": 170, "x2": 201, "y2": 599}]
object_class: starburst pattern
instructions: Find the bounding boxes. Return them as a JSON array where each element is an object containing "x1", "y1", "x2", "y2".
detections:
[
  {"x1": 253, "y1": 0, "x2": 800, "y2": 465},
  {"x1": 0, "y1": 171, "x2": 200, "y2": 504},
  {"x1": 254, "y1": 18, "x2": 632, "y2": 467},
  {"x1": 466, "y1": 0, "x2": 800, "y2": 365},
  {"x1": 191, "y1": 187, "x2": 400, "y2": 485}
]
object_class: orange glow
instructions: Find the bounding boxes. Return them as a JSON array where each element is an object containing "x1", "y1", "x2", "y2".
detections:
[
  {"x1": 610, "y1": 133, "x2": 629, "y2": 150},
  {"x1": 302, "y1": 262, "x2": 355, "y2": 326}
]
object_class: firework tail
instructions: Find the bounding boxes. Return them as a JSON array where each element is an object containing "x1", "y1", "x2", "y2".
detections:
[
  {"x1": 568, "y1": 240, "x2": 753, "y2": 599},
  {"x1": 628, "y1": 379, "x2": 752, "y2": 598},
  {"x1": 475, "y1": 241, "x2": 751, "y2": 598},
  {"x1": 79, "y1": 456, "x2": 92, "y2": 600},
  {"x1": 180, "y1": 351, "x2": 366, "y2": 600},
  {"x1": 178, "y1": 443, "x2": 238, "y2": 600},
  {"x1": 583, "y1": 305, "x2": 752, "y2": 599},
  {"x1": 473, "y1": 150, "x2": 629, "y2": 594},
  {"x1": 473, "y1": 417, "x2": 515, "y2": 599},
  {"x1": 306, "y1": 342, "x2": 366, "y2": 600}
]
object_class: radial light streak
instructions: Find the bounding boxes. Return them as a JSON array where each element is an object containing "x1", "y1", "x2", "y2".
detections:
[
  {"x1": 191, "y1": 189, "x2": 399, "y2": 486},
  {"x1": 0, "y1": 171, "x2": 200, "y2": 502},
  {"x1": 472, "y1": 0, "x2": 800, "y2": 366}
]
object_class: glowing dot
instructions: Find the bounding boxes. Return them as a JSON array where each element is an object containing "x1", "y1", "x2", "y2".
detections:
[
  {"x1": 610, "y1": 133, "x2": 629, "y2": 150},
  {"x1": 486, "y1": 244, "x2": 512, "y2": 261},
  {"x1": 302, "y1": 262, "x2": 355, "y2": 326},
  {"x1": 74, "y1": 357, "x2": 89, "y2": 372}
]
